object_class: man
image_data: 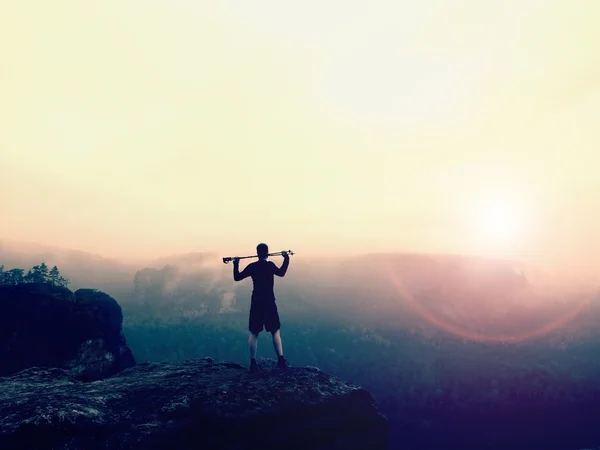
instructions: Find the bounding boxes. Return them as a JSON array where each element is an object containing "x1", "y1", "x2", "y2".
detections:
[{"x1": 233, "y1": 243, "x2": 290, "y2": 372}]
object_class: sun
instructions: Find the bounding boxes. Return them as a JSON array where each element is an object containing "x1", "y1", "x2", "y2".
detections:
[
  {"x1": 471, "y1": 192, "x2": 527, "y2": 253},
  {"x1": 479, "y1": 202, "x2": 520, "y2": 241}
]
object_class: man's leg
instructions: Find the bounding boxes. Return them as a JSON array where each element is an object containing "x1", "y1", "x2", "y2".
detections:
[
  {"x1": 248, "y1": 332, "x2": 260, "y2": 372},
  {"x1": 265, "y1": 303, "x2": 289, "y2": 369},
  {"x1": 272, "y1": 330, "x2": 289, "y2": 368},
  {"x1": 248, "y1": 303, "x2": 263, "y2": 372},
  {"x1": 249, "y1": 332, "x2": 259, "y2": 359},
  {"x1": 271, "y1": 329, "x2": 283, "y2": 357}
]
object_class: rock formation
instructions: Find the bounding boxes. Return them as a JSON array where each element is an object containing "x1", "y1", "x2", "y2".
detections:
[
  {"x1": 0, "y1": 358, "x2": 389, "y2": 450},
  {"x1": 0, "y1": 283, "x2": 135, "y2": 381}
]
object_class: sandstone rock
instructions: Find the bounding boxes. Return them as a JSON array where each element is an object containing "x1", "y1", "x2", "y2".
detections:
[
  {"x1": 0, "y1": 358, "x2": 388, "y2": 450},
  {"x1": 0, "y1": 283, "x2": 135, "y2": 380}
]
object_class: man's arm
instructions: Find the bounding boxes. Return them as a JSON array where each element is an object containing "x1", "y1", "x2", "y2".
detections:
[
  {"x1": 233, "y1": 260, "x2": 251, "y2": 282},
  {"x1": 273, "y1": 253, "x2": 290, "y2": 277}
]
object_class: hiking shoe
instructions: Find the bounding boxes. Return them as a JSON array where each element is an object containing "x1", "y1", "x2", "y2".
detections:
[{"x1": 277, "y1": 357, "x2": 290, "y2": 369}]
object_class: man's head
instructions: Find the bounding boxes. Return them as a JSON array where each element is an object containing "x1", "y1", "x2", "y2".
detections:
[{"x1": 257, "y1": 243, "x2": 269, "y2": 260}]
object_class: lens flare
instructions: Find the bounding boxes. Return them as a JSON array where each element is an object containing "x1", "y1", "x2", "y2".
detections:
[{"x1": 386, "y1": 263, "x2": 591, "y2": 343}]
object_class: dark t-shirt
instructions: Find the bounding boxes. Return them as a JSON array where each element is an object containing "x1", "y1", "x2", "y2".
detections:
[{"x1": 241, "y1": 260, "x2": 278, "y2": 301}]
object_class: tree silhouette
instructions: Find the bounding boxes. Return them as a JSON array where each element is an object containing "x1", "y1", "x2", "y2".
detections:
[
  {"x1": 23, "y1": 263, "x2": 52, "y2": 283},
  {"x1": 0, "y1": 263, "x2": 66, "y2": 287},
  {"x1": 58, "y1": 275, "x2": 70, "y2": 288},
  {"x1": 49, "y1": 266, "x2": 60, "y2": 285},
  {"x1": 3, "y1": 268, "x2": 25, "y2": 285},
  {"x1": 25, "y1": 265, "x2": 39, "y2": 283},
  {"x1": 39, "y1": 262, "x2": 49, "y2": 282}
]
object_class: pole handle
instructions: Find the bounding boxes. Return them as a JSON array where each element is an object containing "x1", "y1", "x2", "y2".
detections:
[{"x1": 222, "y1": 250, "x2": 295, "y2": 264}]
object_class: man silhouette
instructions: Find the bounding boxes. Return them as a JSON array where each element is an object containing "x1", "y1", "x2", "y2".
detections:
[{"x1": 233, "y1": 243, "x2": 290, "y2": 372}]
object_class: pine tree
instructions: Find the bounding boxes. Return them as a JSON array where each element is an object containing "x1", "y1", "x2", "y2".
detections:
[
  {"x1": 39, "y1": 262, "x2": 49, "y2": 282},
  {"x1": 0, "y1": 265, "x2": 4, "y2": 285},
  {"x1": 58, "y1": 275, "x2": 70, "y2": 288},
  {"x1": 24, "y1": 267, "x2": 36, "y2": 283},
  {"x1": 49, "y1": 265, "x2": 60, "y2": 286},
  {"x1": 6, "y1": 268, "x2": 24, "y2": 285},
  {"x1": 24, "y1": 264, "x2": 50, "y2": 283}
]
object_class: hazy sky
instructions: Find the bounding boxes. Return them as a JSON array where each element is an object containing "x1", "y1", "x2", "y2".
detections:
[{"x1": 2, "y1": 1, "x2": 600, "y2": 272}]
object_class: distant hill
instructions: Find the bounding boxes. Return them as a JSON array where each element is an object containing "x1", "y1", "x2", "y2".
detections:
[
  {"x1": 283, "y1": 252, "x2": 598, "y2": 341},
  {"x1": 0, "y1": 239, "x2": 137, "y2": 295},
  {"x1": 3, "y1": 241, "x2": 595, "y2": 338}
]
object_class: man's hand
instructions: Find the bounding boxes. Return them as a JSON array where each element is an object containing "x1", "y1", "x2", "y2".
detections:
[
  {"x1": 233, "y1": 257, "x2": 240, "y2": 264},
  {"x1": 281, "y1": 251, "x2": 289, "y2": 259}
]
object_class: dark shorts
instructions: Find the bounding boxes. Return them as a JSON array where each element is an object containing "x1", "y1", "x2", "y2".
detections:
[{"x1": 249, "y1": 300, "x2": 280, "y2": 334}]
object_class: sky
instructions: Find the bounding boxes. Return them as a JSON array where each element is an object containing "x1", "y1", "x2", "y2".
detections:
[{"x1": 1, "y1": 1, "x2": 600, "y2": 274}]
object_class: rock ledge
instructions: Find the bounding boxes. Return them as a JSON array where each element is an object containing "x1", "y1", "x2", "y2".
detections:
[{"x1": 0, "y1": 357, "x2": 388, "y2": 450}]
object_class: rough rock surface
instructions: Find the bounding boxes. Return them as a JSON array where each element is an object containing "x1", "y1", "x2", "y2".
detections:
[
  {"x1": 0, "y1": 357, "x2": 388, "y2": 450},
  {"x1": 0, "y1": 283, "x2": 135, "y2": 380}
]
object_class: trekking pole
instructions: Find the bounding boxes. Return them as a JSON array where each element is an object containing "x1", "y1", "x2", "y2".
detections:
[{"x1": 222, "y1": 250, "x2": 294, "y2": 264}]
